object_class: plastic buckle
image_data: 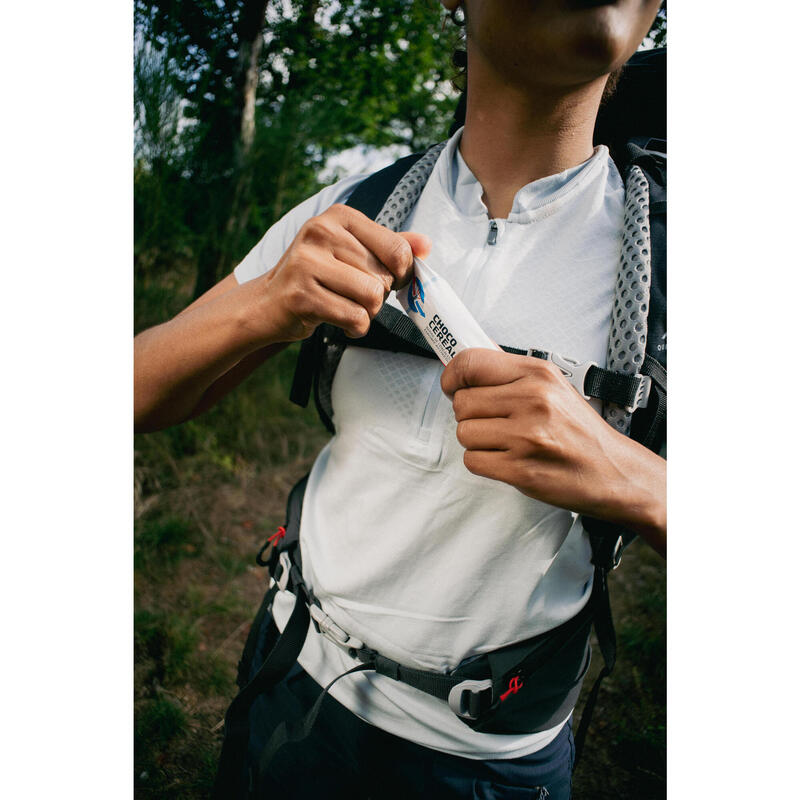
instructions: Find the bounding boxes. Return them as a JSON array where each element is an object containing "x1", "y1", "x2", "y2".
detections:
[
  {"x1": 447, "y1": 679, "x2": 493, "y2": 721},
  {"x1": 309, "y1": 605, "x2": 365, "y2": 653},
  {"x1": 611, "y1": 535, "x2": 625, "y2": 570},
  {"x1": 540, "y1": 351, "x2": 596, "y2": 399},
  {"x1": 276, "y1": 552, "x2": 293, "y2": 591},
  {"x1": 627, "y1": 374, "x2": 652, "y2": 413}
]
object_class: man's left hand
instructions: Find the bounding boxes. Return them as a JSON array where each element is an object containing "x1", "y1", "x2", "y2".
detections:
[{"x1": 440, "y1": 348, "x2": 666, "y2": 555}]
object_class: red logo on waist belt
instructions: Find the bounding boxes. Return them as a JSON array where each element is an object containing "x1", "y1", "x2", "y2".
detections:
[{"x1": 500, "y1": 675, "x2": 524, "y2": 702}]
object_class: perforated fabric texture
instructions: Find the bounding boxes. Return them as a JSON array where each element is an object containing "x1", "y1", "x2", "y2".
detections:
[
  {"x1": 603, "y1": 165, "x2": 652, "y2": 435},
  {"x1": 374, "y1": 142, "x2": 448, "y2": 232},
  {"x1": 375, "y1": 350, "x2": 430, "y2": 424}
]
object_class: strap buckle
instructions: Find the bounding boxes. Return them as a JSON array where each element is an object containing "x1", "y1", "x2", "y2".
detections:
[
  {"x1": 309, "y1": 605, "x2": 365, "y2": 653},
  {"x1": 275, "y1": 551, "x2": 293, "y2": 591},
  {"x1": 447, "y1": 678, "x2": 493, "y2": 721},
  {"x1": 627, "y1": 374, "x2": 652, "y2": 413},
  {"x1": 611, "y1": 535, "x2": 625, "y2": 570},
  {"x1": 534, "y1": 351, "x2": 596, "y2": 399}
]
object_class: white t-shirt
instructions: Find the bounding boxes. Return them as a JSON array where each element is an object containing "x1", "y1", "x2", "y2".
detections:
[{"x1": 234, "y1": 130, "x2": 625, "y2": 759}]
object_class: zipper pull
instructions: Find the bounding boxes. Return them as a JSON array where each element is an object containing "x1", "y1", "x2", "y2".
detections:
[{"x1": 487, "y1": 219, "x2": 498, "y2": 245}]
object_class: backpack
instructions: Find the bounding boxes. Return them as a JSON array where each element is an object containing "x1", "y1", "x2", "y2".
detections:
[{"x1": 214, "y1": 47, "x2": 666, "y2": 798}]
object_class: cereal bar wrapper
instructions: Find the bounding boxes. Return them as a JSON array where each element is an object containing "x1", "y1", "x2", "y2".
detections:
[{"x1": 395, "y1": 257, "x2": 501, "y2": 365}]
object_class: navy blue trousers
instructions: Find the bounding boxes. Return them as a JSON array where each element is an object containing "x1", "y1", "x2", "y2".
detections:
[{"x1": 246, "y1": 662, "x2": 574, "y2": 799}]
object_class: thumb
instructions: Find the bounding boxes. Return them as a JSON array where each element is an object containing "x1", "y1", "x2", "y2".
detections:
[
  {"x1": 400, "y1": 231, "x2": 432, "y2": 260},
  {"x1": 392, "y1": 232, "x2": 432, "y2": 289}
]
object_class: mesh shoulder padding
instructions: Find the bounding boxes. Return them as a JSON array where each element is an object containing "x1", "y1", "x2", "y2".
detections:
[
  {"x1": 374, "y1": 142, "x2": 447, "y2": 232},
  {"x1": 603, "y1": 165, "x2": 652, "y2": 435}
]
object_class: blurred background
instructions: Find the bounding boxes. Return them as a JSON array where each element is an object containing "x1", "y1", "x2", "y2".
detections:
[{"x1": 133, "y1": 2, "x2": 666, "y2": 797}]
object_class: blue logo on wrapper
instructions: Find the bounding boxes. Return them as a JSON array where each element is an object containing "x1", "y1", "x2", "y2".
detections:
[{"x1": 407, "y1": 276, "x2": 425, "y2": 317}]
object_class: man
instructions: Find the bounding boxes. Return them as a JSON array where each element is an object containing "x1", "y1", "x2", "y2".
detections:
[{"x1": 135, "y1": 1, "x2": 665, "y2": 796}]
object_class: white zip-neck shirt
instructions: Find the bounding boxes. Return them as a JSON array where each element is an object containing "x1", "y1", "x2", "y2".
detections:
[{"x1": 235, "y1": 130, "x2": 625, "y2": 759}]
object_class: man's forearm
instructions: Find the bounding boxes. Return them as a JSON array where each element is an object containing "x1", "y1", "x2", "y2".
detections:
[
  {"x1": 134, "y1": 278, "x2": 279, "y2": 432},
  {"x1": 604, "y1": 442, "x2": 666, "y2": 557}
]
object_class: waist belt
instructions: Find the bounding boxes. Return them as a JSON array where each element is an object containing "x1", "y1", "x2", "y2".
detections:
[
  {"x1": 272, "y1": 540, "x2": 594, "y2": 730},
  {"x1": 213, "y1": 474, "x2": 600, "y2": 799}
]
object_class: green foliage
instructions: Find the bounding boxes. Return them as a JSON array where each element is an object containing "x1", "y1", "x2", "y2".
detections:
[
  {"x1": 135, "y1": 514, "x2": 202, "y2": 570},
  {"x1": 136, "y1": 695, "x2": 187, "y2": 748},
  {"x1": 643, "y1": 3, "x2": 667, "y2": 49},
  {"x1": 135, "y1": 609, "x2": 200, "y2": 684},
  {"x1": 134, "y1": 1, "x2": 457, "y2": 289}
]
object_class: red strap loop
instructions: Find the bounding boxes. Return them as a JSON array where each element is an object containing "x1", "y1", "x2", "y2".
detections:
[
  {"x1": 267, "y1": 526, "x2": 287, "y2": 546},
  {"x1": 500, "y1": 675, "x2": 524, "y2": 702}
]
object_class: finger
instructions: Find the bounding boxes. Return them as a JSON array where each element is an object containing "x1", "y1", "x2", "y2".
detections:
[
  {"x1": 395, "y1": 232, "x2": 432, "y2": 288},
  {"x1": 452, "y1": 385, "x2": 514, "y2": 421},
  {"x1": 455, "y1": 418, "x2": 511, "y2": 452},
  {"x1": 329, "y1": 205, "x2": 430, "y2": 286},
  {"x1": 401, "y1": 231, "x2": 432, "y2": 259},
  {"x1": 302, "y1": 283, "x2": 372, "y2": 338},
  {"x1": 441, "y1": 348, "x2": 532, "y2": 397},
  {"x1": 316, "y1": 258, "x2": 387, "y2": 320},
  {"x1": 462, "y1": 449, "x2": 513, "y2": 483},
  {"x1": 331, "y1": 232, "x2": 396, "y2": 295}
]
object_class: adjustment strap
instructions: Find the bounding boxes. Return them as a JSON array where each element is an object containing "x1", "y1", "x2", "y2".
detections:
[
  {"x1": 640, "y1": 354, "x2": 667, "y2": 451},
  {"x1": 371, "y1": 654, "x2": 494, "y2": 721},
  {"x1": 289, "y1": 334, "x2": 319, "y2": 408},
  {"x1": 213, "y1": 591, "x2": 309, "y2": 800},
  {"x1": 256, "y1": 662, "x2": 375, "y2": 790},
  {"x1": 573, "y1": 565, "x2": 617, "y2": 768},
  {"x1": 305, "y1": 299, "x2": 655, "y2": 418},
  {"x1": 584, "y1": 364, "x2": 651, "y2": 413},
  {"x1": 235, "y1": 584, "x2": 279, "y2": 688},
  {"x1": 523, "y1": 348, "x2": 651, "y2": 412},
  {"x1": 573, "y1": 663, "x2": 612, "y2": 768},
  {"x1": 348, "y1": 303, "x2": 437, "y2": 358},
  {"x1": 275, "y1": 547, "x2": 499, "y2": 722},
  {"x1": 351, "y1": 306, "x2": 653, "y2": 413}
]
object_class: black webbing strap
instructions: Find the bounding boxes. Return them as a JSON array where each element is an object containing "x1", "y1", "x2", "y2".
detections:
[
  {"x1": 256, "y1": 662, "x2": 375, "y2": 788},
  {"x1": 213, "y1": 590, "x2": 310, "y2": 800},
  {"x1": 289, "y1": 332, "x2": 324, "y2": 409},
  {"x1": 584, "y1": 367, "x2": 647, "y2": 411},
  {"x1": 640, "y1": 354, "x2": 667, "y2": 451},
  {"x1": 371, "y1": 653, "x2": 463, "y2": 701},
  {"x1": 346, "y1": 304, "x2": 653, "y2": 410},
  {"x1": 349, "y1": 303, "x2": 434, "y2": 358},
  {"x1": 573, "y1": 566, "x2": 617, "y2": 767},
  {"x1": 236, "y1": 584, "x2": 279, "y2": 689}
]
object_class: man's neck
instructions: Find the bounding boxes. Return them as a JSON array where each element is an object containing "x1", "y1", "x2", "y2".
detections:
[{"x1": 459, "y1": 49, "x2": 608, "y2": 220}]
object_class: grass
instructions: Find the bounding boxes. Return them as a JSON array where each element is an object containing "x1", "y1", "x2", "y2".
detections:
[{"x1": 134, "y1": 274, "x2": 665, "y2": 799}]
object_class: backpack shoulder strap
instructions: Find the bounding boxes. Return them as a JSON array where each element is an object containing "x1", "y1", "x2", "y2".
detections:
[
  {"x1": 624, "y1": 143, "x2": 666, "y2": 453},
  {"x1": 289, "y1": 150, "x2": 433, "y2": 429},
  {"x1": 577, "y1": 121, "x2": 667, "y2": 765},
  {"x1": 346, "y1": 152, "x2": 427, "y2": 220}
]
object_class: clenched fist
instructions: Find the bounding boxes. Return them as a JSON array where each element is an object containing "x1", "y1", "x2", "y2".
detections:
[{"x1": 253, "y1": 204, "x2": 431, "y2": 344}]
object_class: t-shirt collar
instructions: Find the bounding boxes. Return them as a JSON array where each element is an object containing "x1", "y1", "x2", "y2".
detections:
[{"x1": 442, "y1": 126, "x2": 608, "y2": 223}]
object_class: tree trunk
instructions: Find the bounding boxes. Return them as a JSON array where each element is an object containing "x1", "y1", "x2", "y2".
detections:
[{"x1": 193, "y1": 0, "x2": 269, "y2": 299}]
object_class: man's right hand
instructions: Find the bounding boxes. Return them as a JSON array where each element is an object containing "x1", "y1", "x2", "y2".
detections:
[
  {"x1": 251, "y1": 203, "x2": 432, "y2": 343},
  {"x1": 135, "y1": 203, "x2": 431, "y2": 431}
]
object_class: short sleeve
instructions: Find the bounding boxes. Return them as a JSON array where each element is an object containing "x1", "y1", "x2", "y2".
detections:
[{"x1": 233, "y1": 173, "x2": 368, "y2": 285}]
